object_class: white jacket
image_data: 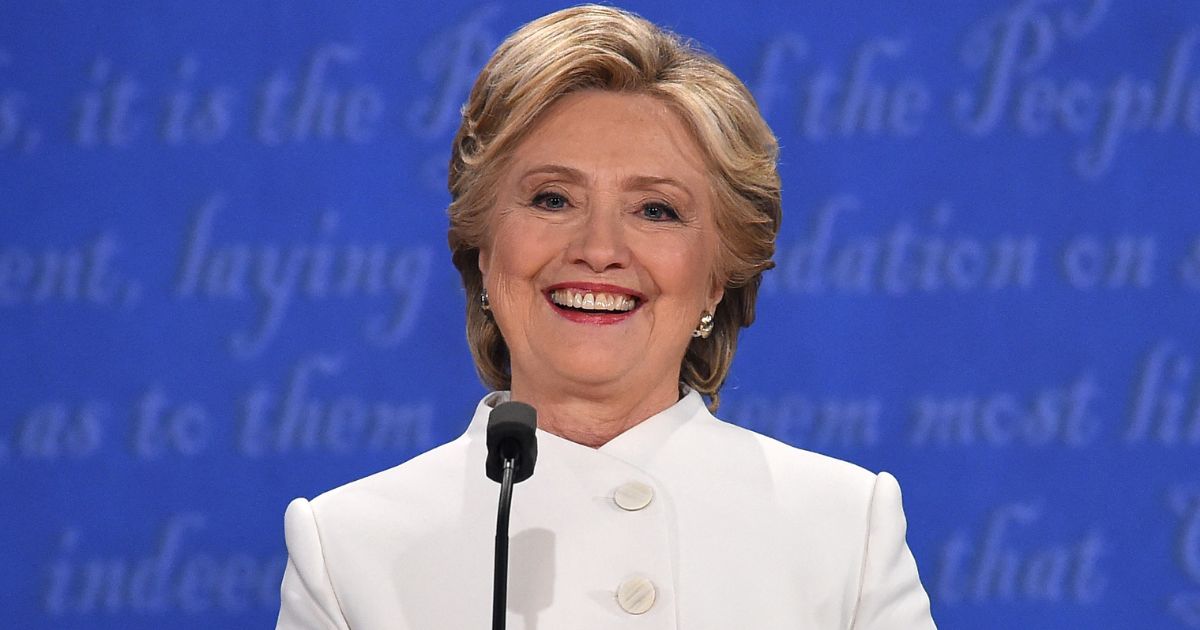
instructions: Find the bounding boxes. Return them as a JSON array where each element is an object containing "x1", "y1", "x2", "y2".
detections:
[{"x1": 277, "y1": 390, "x2": 937, "y2": 629}]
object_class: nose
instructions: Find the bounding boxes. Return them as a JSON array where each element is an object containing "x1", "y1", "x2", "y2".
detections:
[{"x1": 565, "y1": 203, "x2": 631, "y2": 273}]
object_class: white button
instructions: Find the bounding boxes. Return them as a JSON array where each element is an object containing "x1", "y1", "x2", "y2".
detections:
[
  {"x1": 616, "y1": 576, "x2": 656, "y2": 614},
  {"x1": 613, "y1": 481, "x2": 654, "y2": 511}
]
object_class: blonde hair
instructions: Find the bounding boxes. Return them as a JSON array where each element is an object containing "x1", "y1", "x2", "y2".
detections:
[{"x1": 447, "y1": 4, "x2": 781, "y2": 410}]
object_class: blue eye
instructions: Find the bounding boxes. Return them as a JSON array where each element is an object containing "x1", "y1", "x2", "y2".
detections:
[
  {"x1": 641, "y1": 202, "x2": 679, "y2": 221},
  {"x1": 531, "y1": 192, "x2": 569, "y2": 210}
]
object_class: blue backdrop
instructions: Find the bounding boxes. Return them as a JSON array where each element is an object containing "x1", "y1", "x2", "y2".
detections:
[{"x1": 3, "y1": 1, "x2": 1199, "y2": 628}]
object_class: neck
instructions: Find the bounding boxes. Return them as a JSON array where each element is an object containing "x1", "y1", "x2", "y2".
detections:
[{"x1": 509, "y1": 375, "x2": 680, "y2": 447}]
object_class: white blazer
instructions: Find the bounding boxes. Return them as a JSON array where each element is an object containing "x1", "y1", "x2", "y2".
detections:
[{"x1": 277, "y1": 390, "x2": 937, "y2": 629}]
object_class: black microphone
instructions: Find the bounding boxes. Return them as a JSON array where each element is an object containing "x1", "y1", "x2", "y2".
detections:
[
  {"x1": 486, "y1": 401, "x2": 537, "y2": 630},
  {"x1": 486, "y1": 401, "x2": 538, "y2": 483}
]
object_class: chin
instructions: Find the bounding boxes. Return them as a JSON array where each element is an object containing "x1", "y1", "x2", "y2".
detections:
[{"x1": 546, "y1": 357, "x2": 638, "y2": 387}]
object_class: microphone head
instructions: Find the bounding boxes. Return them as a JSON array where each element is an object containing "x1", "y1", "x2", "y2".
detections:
[{"x1": 486, "y1": 401, "x2": 538, "y2": 484}]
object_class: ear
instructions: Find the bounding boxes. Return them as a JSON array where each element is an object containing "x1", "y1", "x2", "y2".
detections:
[
  {"x1": 477, "y1": 245, "x2": 490, "y2": 278},
  {"x1": 707, "y1": 278, "x2": 725, "y2": 313}
]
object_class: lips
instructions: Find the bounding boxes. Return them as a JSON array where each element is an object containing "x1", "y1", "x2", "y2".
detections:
[{"x1": 544, "y1": 283, "x2": 643, "y2": 323}]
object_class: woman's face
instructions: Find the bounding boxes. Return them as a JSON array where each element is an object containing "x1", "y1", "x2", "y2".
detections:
[{"x1": 479, "y1": 90, "x2": 723, "y2": 399}]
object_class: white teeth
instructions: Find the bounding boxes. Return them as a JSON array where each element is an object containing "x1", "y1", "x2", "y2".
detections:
[{"x1": 550, "y1": 289, "x2": 637, "y2": 312}]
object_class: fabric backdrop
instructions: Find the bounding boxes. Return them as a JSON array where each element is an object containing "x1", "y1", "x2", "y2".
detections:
[{"x1": 2, "y1": 1, "x2": 1198, "y2": 628}]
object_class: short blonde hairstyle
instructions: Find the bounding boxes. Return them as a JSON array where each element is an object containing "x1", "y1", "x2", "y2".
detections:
[{"x1": 447, "y1": 4, "x2": 781, "y2": 410}]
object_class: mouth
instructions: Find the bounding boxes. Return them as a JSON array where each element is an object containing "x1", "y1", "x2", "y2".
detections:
[{"x1": 544, "y1": 283, "x2": 643, "y2": 324}]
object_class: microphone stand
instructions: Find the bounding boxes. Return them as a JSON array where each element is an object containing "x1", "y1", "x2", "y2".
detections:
[
  {"x1": 493, "y1": 455, "x2": 516, "y2": 630},
  {"x1": 486, "y1": 401, "x2": 536, "y2": 630}
]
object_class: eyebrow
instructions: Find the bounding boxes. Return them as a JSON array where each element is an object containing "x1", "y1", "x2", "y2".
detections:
[
  {"x1": 519, "y1": 164, "x2": 587, "y2": 184},
  {"x1": 519, "y1": 164, "x2": 696, "y2": 201},
  {"x1": 622, "y1": 175, "x2": 693, "y2": 197}
]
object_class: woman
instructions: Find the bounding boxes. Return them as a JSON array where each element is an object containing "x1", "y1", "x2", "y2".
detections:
[{"x1": 278, "y1": 5, "x2": 936, "y2": 629}]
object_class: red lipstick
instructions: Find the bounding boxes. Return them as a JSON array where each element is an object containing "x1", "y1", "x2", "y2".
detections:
[{"x1": 544, "y1": 282, "x2": 644, "y2": 325}]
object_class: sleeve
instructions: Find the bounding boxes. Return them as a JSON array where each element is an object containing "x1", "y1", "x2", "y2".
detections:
[
  {"x1": 848, "y1": 472, "x2": 938, "y2": 630},
  {"x1": 276, "y1": 498, "x2": 351, "y2": 630}
]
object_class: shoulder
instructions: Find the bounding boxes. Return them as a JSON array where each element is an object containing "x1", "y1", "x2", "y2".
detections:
[
  {"x1": 655, "y1": 408, "x2": 929, "y2": 617},
  {"x1": 691, "y1": 413, "x2": 886, "y2": 518},
  {"x1": 282, "y1": 431, "x2": 492, "y2": 591},
  {"x1": 307, "y1": 434, "x2": 480, "y2": 531},
  {"x1": 279, "y1": 428, "x2": 499, "y2": 624},
  {"x1": 703, "y1": 412, "x2": 879, "y2": 484}
]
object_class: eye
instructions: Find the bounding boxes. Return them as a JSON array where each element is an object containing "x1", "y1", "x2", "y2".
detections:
[
  {"x1": 531, "y1": 191, "x2": 570, "y2": 210},
  {"x1": 640, "y1": 202, "x2": 680, "y2": 222}
]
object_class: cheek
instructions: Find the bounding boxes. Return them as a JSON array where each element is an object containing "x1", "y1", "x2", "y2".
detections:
[
  {"x1": 484, "y1": 217, "x2": 526, "y2": 277},
  {"x1": 643, "y1": 236, "x2": 720, "y2": 304},
  {"x1": 484, "y1": 217, "x2": 555, "y2": 293}
]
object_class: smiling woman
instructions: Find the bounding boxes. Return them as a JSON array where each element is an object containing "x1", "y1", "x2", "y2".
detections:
[
  {"x1": 479, "y1": 91, "x2": 725, "y2": 445},
  {"x1": 276, "y1": 5, "x2": 937, "y2": 629},
  {"x1": 446, "y1": 7, "x2": 783, "y2": 416}
]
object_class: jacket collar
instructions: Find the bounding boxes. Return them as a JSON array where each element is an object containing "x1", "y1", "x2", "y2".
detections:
[{"x1": 465, "y1": 388, "x2": 709, "y2": 470}]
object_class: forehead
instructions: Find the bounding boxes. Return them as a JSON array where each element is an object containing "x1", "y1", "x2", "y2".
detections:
[{"x1": 507, "y1": 91, "x2": 711, "y2": 186}]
